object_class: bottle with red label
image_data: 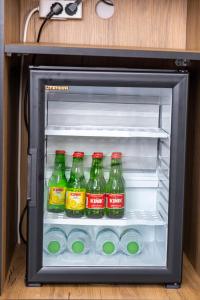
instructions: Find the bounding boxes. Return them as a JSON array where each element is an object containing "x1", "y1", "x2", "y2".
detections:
[
  {"x1": 86, "y1": 152, "x2": 106, "y2": 218},
  {"x1": 106, "y1": 152, "x2": 125, "y2": 219},
  {"x1": 65, "y1": 152, "x2": 86, "y2": 218},
  {"x1": 47, "y1": 150, "x2": 67, "y2": 213}
]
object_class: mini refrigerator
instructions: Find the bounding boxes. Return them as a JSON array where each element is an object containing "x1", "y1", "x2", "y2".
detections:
[{"x1": 26, "y1": 67, "x2": 188, "y2": 288}]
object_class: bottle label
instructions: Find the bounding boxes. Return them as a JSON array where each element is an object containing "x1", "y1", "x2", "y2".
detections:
[
  {"x1": 66, "y1": 191, "x2": 86, "y2": 210},
  {"x1": 106, "y1": 194, "x2": 125, "y2": 209},
  {"x1": 48, "y1": 187, "x2": 66, "y2": 205},
  {"x1": 86, "y1": 193, "x2": 106, "y2": 209}
]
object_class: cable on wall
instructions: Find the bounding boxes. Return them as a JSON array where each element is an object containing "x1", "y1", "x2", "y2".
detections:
[
  {"x1": 23, "y1": 7, "x2": 40, "y2": 43},
  {"x1": 18, "y1": 6, "x2": 39, "y2": 245},
  {"x1": 37, "y1": 2, "x2": 63, "y2": 42}
]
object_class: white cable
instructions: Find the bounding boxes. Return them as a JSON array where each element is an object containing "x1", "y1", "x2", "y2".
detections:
[
  {"x1": 23, "y1": 7, "x2": 39, "y2": 43},
  {"x1": 17, "y1": 6, "x2": 39, "y2": 244}
]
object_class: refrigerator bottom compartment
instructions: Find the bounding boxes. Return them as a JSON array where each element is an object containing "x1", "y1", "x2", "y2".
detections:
[{"x1": 43, "y1": 225, "x2": 167, "y2": 267}]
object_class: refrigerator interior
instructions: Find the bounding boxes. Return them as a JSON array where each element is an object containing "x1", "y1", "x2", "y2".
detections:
[{"x1": 43, "y1": 85, "x2": 172, "y2": 267}]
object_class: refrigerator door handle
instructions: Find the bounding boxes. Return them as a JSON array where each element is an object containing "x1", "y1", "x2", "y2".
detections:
[{"x1": 27, "y1": 148, "x2": 37, "y2": 208}]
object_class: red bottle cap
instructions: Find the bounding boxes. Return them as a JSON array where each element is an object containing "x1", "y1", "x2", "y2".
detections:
[
  {"x1": 111, "y1": 152, "x2": 122, "y2": 159},
  {"x1": 56, "y1": 150, "x2": 66, "y2": 155},
  {"x1": 92, "y1": 152, "x2": 103, "y2": 159},
  {"x1": 73, "y1": 152, "x2": 84, "y2": 158}
]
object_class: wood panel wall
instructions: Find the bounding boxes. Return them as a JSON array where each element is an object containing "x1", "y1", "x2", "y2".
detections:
[
  {"x1": 20, "y1": 0, "x2": 187, "y2": 49},
  {"x1": 5, "y1": 0, "x2": 20, "y2": 43},
  {"x1": 186, "y1": 0, "x2": 200, "y2": 50},
  {"x1": 0, "y1": 0, "x2": 20, "y2": 294}
]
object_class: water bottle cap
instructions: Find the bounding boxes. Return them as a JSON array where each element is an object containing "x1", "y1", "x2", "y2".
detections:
[
  {"x1": 48, "y1": 241, "x2": 61, "y2": 254},
  {"x1": 92, "y1": 152, "x2": 103, "y2": 158},
  {"x1": 111, "y1": 152, "x2": 122, "y2": 159},
  {"x1": 73, "y1": 152, "x2": 84, "y2": 158},
  {"x1": 127, "y1": 241, "x2": 140, "y2": 254},
  {"x1": 103, "y1": 241, "x2": 115, "y2": 255},
  {"x1": 56, "y1": 150, "x2": 66, "y2": 155},
  {"x1": 72, "y1": 241, "x2": 85, "y2": 253}
]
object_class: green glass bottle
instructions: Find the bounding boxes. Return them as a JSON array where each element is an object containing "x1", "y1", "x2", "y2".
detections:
[
  {"x1": 106, "y1": 152, "x2": 125, "y2": 219},
  {"x1": 47, "y1": 150, "x2": 67, "y2": 213},
  {"x1": 66, "y1": 152, "x2": 86, "y2": 218},
  {"x1": 86, "y1": 152, "x2": 106, "y2": 218}
]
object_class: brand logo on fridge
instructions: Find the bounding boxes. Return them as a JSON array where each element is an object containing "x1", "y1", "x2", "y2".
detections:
[{"x1": 45, "y1": 85, "x2": 69, "y2": 91}]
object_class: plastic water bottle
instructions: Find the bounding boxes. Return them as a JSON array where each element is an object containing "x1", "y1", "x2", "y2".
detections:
[
  {"x1": 119, "y1": 229, "x2": 142, "y2": 256},
  {"x1": 68, "y1": 229, "x2": 91, "y2": 255},
  {"x1": 96, "y1": 229, "x2": 119, "y2": 255},
  {"x1": 43, "y1": 227, "x2": 67, "y2": 256}
]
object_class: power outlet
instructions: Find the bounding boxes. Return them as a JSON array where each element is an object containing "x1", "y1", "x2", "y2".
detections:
[{"x1": 39, "y1": 0, "x2": 82, "y2": 19}]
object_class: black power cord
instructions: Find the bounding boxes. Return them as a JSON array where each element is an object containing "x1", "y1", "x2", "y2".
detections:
[
  {"x1": 65, "y1": 0, "x2": 82, "y2": 16},
  {"x1": 37, "y1": 2, "x2": 63, "y2": 42},
  {"x1": 37, "y1": 18, "x2": 49, "y2": 43},
  {"x1": 24, "y1": 76, "x2": 29, "y2": 132},
  {"x1": 101, "y1": 0, "x2": 114, "y2": 6},
  {"x1": 19, "y1": 205, "x2": 28, "y2": 244},
  {"x1": 20, "y1": 3, "x2": 63, "y2": 245}
]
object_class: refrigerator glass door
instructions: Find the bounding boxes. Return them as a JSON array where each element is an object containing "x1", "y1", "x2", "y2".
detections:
[{"x1": 43, "y1": 84, "x2": 171, "y2": 267}]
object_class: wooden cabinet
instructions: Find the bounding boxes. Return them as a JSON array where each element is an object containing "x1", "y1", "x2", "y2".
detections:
[{"x1": 1, "y1": 0, "x2": 200, "y2": 294}]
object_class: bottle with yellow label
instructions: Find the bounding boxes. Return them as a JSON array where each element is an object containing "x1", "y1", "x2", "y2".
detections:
[
  {"x1": 47, "y1": 150, "x2": 67, "y2": 213},
  {"x1": 66, "y1": 152, "x2": 86, "y2": 218}
]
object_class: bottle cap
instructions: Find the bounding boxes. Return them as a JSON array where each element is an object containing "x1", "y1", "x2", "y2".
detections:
[
  {"x1": 92, "y1": 152, "x2": 103, "y2": 159},
  {"x1": 48, "y1": 241, "x2": 61, "y2": 254},
  {"x1": 72, "y1": 241, "x2": 85, "y2": 254},
  {"x1": 111, "y1": 152, "x2": 122, "y2": 159},
  {"x1": 73, "y1": 152, "x2": 84, "y2": 158},
  {"x1": 56, "y1": 150, "x2": 66, "y2": 155},
  {"x1": 103, "y1": 241, "x2": 115, "y2": 255},
  {"x1": 127, "y1": 241, "x2": 140, "y2": 255}
]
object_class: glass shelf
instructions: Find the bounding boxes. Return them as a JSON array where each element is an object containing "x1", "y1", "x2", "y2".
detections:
[
  {"x1": 45, "y1": 125, "x2": 169, "y2": 138},
  {"x1": 44, "y1": 210, "x2": 166, "y2": 226}
]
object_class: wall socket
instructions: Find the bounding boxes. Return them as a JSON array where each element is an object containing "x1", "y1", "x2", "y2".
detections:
[{"x1": 39, "y1": 0, "x2": 82, "y2": 19}]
